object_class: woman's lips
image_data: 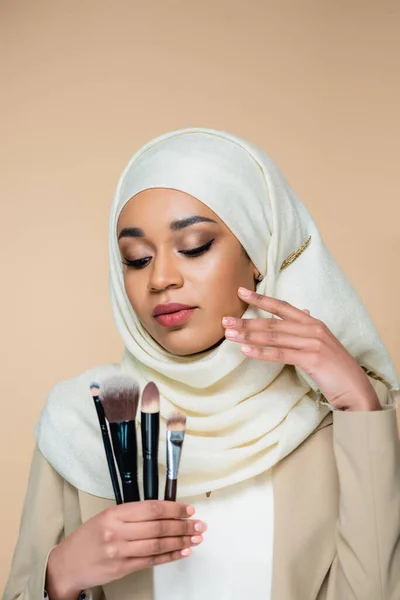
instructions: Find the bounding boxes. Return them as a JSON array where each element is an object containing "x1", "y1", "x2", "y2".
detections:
[{"x1": 153, "y1": 304, "x2": 197, "y2": 328}]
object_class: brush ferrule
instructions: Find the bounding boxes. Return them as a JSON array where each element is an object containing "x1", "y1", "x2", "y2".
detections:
[
  {"x1": 109, "y1": 420, "x2": 140, "y2": 502},
  {"x1": 166, "y1": 430, "x2": 184, "y2": 480},
  {"x1": 142, "y1": 413, "x2": 159, "y2": 459},
  {"x1": 141, "y1": 412, "x2": 160, "y2": 500}
]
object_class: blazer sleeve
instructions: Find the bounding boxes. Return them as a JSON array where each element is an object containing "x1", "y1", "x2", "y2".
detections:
[
  {"x1": 2, "y1": 445, "x2": 65, "y2": 600},
  {"x1": 326, "y1": 386, "x2": 400, "y2": 600}
]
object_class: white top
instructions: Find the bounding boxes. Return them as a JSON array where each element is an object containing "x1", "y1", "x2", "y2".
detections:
[{"x1": 153, "y1": 470, "x2": 274, "y2": 600}]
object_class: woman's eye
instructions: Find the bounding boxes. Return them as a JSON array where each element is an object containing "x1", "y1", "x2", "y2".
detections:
[
  {"x1": 122, "y1": 257, "x2": 151, "y2": 269},
  {"x1": 180, "y1": 239, "x2": 215, "y2": 257},
  {"x1": 121, "y1": 239, "x2": 215, "y2": 268}
]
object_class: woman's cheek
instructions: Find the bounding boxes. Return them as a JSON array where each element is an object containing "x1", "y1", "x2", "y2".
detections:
[{"x1": 124, "y1": 281, "x2": 146, "y2": 321}]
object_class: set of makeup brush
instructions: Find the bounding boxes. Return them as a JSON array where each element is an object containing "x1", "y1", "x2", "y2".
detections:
[{"x1": 90, "y1": 374, "x2": 186, "y2": 504}]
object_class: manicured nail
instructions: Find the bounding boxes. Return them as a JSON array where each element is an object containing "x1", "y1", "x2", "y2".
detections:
[
  {"x1": 222, "y1": 316, "x2": 236, "y2": 327},
  {"x1": 225, "y1": 329, "x2": 238, "y2": 338},
  {"x1": 238, "y1": 287, "x2": 252, "y2": 297},
  {"x1": 186, "y1": 506, "x2": 195, "y2": 516},
  {"x1": 241, "y1": 345, "x2": 252, "y2": 353},
  {"x1": 181, "y1": 548, "x2": 192, "y2": 556},
  {"x1": 194, "y1": 522, "x2": 207, "y2": 532},
  {"x1": 191, "y1": 535, "x2": 203, "y2": 544}
]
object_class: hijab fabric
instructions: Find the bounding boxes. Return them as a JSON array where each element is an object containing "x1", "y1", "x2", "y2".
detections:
[{"x1": 36, "y1": 128, "x2": 399, "y2": 499}]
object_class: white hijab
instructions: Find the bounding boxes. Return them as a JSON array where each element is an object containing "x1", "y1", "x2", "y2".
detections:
[{"x1": 36, "y1": 127, "x2": 398, "y2": 499}]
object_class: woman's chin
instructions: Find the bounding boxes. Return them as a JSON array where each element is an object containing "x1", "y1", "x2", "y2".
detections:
[{"x1": 154, "y1": 327, "x2": 226, "y2": 357}]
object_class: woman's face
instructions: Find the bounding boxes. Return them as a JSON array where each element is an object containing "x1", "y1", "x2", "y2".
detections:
[{"x1": 117, "y1": 188, "x2": 258, "y2": 356}]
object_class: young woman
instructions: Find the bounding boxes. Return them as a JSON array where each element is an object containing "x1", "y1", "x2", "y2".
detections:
[{"x1": 4, "y1": 128, "x2": 400, "y2": 600}]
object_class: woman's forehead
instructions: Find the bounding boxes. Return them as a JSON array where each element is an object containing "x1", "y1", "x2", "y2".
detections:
[{"x1": 117, "y1": 188, "x2": 223, "y2": 230}]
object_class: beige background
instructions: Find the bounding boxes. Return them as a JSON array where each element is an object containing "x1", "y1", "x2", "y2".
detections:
[{"x1": 1, "y1": 0, "x2": 399, "y2": 588}]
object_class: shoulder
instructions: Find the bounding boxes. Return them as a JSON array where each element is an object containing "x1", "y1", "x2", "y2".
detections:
[
  {"x1": 36, "y1": 363, "x2": 120, "y2": 435},
  {"x1": 49, "y1": 362, "x2": 120, "y2": 395},
  {"x1": 34, "y1": 363, "x2": 121, "y2": 499},
  {"x1": 42, "y1": 363, "x2": 119, "y2": 410}
]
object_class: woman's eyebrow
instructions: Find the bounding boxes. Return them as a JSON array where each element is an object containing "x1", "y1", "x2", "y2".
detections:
[
  {"x1": 170, "y1": 216, "x2": 217, "y2": 231},
  {"x1": 118, "y1": 227, "x2": 144, "y2": 240},
  {"x1": 118, "y1": 216, "x2": 217, "y2": 240}
]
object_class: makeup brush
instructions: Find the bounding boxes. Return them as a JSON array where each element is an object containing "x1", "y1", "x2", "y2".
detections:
[
  {"x1": 141, "y1": 382, "x2": 160, "y2": 500},
  {"x1": 90, "y1": 383, "x2": 123, "y2": 505},
  {"x1": 164, "y1": 411, "x2": 187, "y2": 502},
  {"x1": 100, "y1": 374, "x2": 141, "y2": 503}
]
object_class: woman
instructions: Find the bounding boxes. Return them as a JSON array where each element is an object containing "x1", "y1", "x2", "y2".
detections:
[{"x1": 4, "y1": 128, "x2": 400, "y2": 600}]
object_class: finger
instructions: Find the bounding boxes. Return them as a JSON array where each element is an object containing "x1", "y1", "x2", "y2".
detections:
[
  {"x1": 122, "y1": 519, "x2": 207, "y2": 541},
  {"x1": 117, "y1": 501, "x2": 195, "y2": 524},
  {"x1": 225, "y1": 329, "x2": 322, "y2": 352},
  {"x1": 237, "y1": 288, "x2": 310, "y2": 323},
  {"x1": 122, "y1": 535, "x2": 200, "y2": 558},
  {"x1": 302, "y1": 309, "x2": 311, "y2": 315},
  {"x1": 241, "y1": 345, "x2": 311, "y2": 368},
  {"x1": 223, "y1": 317, "x2": 321, "y2": 339},
  {"x1": 121, "y1": 548, "x2": 192, "y2": 576}
]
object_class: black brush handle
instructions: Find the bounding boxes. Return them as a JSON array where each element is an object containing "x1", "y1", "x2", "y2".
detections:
[
  {"x1": 164, "y1": 479, "x2": 177, "y2": 502},
  {"x1": 110, "y1": 421, "x2": 141, "y2": 503},
  {"x1": 92, "y1": 396, "x2": 123, "y2": 505},
  {"x1": 141, "y1": 412, "x2": 160, "y2": 500}
]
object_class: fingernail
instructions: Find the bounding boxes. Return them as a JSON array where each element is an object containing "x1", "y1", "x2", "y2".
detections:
[
  {"x1": 241, "y1": 345, "x2": 252, "y2": 353},
  {"x1": 238, "y1": 287, "x2": 252, "y2": 297},
  {"x1": 181, "y1": 548, "x2": 192, "y2": 557},
  {"x1": 194, "y1": 522, "x2": 207, "y2": 532},
  {"x1": 191, "y1": 535, "x2": 203, "y2": 544},
  {"x1": 222, "y1": 316, "x2": 236, "y2": 327},
  {"x1": 186, "y1": 506, "x2": 195, "y2": 516},
  {"x1": 225, "y1": 329, "x2": 238, "y2": 338}
]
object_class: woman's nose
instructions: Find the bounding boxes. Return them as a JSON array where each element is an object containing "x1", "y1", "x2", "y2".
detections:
[{"x1": 148, "y1": 254, "x2": 184, "y2": 292}]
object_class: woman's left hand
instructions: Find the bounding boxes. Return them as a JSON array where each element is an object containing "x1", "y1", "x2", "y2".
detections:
[{"x1": 222, "y1": 287, "x2": 381, "y2": 412}]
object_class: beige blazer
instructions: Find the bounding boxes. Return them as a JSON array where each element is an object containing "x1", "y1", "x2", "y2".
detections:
[{"x1": 3, "y1": 401, "x2": 400, "y2": 600}]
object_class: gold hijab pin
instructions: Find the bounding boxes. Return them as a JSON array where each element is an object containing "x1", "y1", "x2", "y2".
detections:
[{"x1": 280, "y1": 235, "x2": 311, "y2": 272}]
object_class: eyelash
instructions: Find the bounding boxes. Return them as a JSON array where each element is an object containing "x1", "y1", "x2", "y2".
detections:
[
  {"x1": 122, "y1": 239, "x2": 215, "y2": 269},
  {"x1": 182, "y1": 238, "x2": 215, "y2": 257}
]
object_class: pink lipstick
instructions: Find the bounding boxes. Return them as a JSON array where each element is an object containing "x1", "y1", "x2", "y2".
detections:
[{"x1": 153, "y1": 303, "x2": 197, "y2": 328}]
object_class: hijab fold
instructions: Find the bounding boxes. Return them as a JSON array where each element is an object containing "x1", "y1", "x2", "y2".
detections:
[{"x1": 36, "y1": 128, "x2": 398, "y2": 499}]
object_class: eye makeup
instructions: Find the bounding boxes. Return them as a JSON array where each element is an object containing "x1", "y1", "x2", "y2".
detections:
[
  {"x1": 122, "y1": 256, "x2": 152, "y2": 269},
  {"x1": 179, "y1": 238, "x2": 215, "y2": 257},
  {"x1": 121, "y1": 238, "x2": 215, "y2": 269}
]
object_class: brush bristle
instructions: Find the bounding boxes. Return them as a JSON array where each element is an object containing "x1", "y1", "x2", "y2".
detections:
[
  {"x1": 167, "y1": 411, "x2": 186, "y2": 432},
  {"x1": 99, "y1": 374, "x2": 140, "y2": 423},
  {"x1": 141, "y1": 382, "x2": 160, "y2": 414},
  {"x1": 90, "y1": 382, "x2": 100, "y2": 397}
]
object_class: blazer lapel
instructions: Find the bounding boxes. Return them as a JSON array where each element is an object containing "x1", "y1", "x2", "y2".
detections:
[
  {"x1": 271, "y1": 414, "x2": 338, "y2": 599},
  {"x1": 78, "y1": 491, "x2": 153, "y2": 600}
]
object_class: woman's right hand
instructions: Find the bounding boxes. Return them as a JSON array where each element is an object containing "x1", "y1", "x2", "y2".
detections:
[{"x1": 46, "y1": 501, "x2": 206, "y2": 600}]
